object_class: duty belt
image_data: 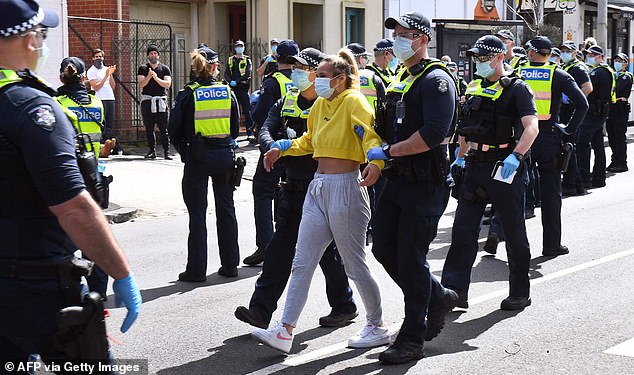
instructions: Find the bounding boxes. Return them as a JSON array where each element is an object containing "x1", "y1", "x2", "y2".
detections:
[
  {"x1": 465, "y1": 149, "x2": 512, "y2": 163},
  {"x1": 538, "y1": 123, "x2": 557, "y2": 133},
  {"x1": 469, "y1": 142, "x2": 510, "y2": 152},
  {"x1": 0, "y1": 257, "x2": 93, "y2": 280}
]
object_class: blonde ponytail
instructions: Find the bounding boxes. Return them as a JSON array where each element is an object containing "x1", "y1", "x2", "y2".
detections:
[{"x1": 190, "y1": 49, "x2": 211, "y2": 79}]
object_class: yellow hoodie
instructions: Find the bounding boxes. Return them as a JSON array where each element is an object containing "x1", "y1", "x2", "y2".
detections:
[{"x1": 281, "y1": 88, "x2": 384, "y2": 169}]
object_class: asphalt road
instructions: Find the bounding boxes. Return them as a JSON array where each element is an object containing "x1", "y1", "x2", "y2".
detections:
[{"x1": 98, "y1": 134, "x2": 634, "y2": 375}]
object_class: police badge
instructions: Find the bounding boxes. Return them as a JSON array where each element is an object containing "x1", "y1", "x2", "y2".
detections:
[
  {"x1": 29, "y1": 104, "x2": 56, "y2": 131},
  {"x1": 438, "y1": 79, "x2": 449, "y2": 93}
]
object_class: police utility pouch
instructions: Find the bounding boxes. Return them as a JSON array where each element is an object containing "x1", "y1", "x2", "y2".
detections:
[{"x1": 75, "y1": 133, "x2": 104, "y2": 205}]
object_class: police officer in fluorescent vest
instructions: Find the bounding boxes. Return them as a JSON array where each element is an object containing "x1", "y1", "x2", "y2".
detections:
[
  {"x1": 225, "y1": 40, "x2": 254, "y2": 140},
  {"x1": 442, "y1": 35, "x2": 539, "y2": 313},
  {"x1": 347, "y1": 42, "x2": 386, "y2": 109},
  {"x1": 368, "y1": 38, "x2": 398, "y2": 87},
  {"x1": 495, "y1": 29, "x2": 527, "y2": 69},
  {"x1": 245, "y1": 39, "x2": 299, "y2": 266},
  {"x1": 559, "y1": 40, "x2": 593, "y2": 197},
  {"x1": 368, "y1": 11, "x2": 459, "y2": 364},
  {"x1": 256, "y1": 38, "x2": 279, "y2": 78},
  {"x1": 0, "y1": 0, "x2": 141, "y2": 365},
  {"x1": 169, "y1": 46, "x2": 241, "y2": 280},
  {"x1": 606, "y1": 52, "x2": 632, "y2": 173},
  {"x1": 519, "y1": 36, "x2": 588, "y2": 257},
  {"x1": 577, "y1": 45, "x2": 616, "y2": 188},
  {"x1": 235, "y1": 47, "x2": 358, "y2": 330}
]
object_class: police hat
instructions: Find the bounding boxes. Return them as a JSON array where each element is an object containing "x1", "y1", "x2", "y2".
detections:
[
  {"x1": 147, "y1": 44, "x2": 159, "y2": 55},
  {"x1": 275, "y1": 39, "x2": 299, "y2": 59},
  {"x1": 615, "y1": 52, "x2": 629, "y2": 62},
  {"x1": 290, "y1": 48, "x2": 326, "y2": 69},
  {"x1": 526, "y1": 36, "x2": 552, "y2": 54},
  {"x1": 495, "y1": 29, "x2": 515, "y2": 42},
  {"x1": 198, "y1": 46, "x2": 219, "y2": 63},
  {"x1": 385, "y1": 12, "x2": 433, "y2": 41},
  {"x1": 467, "y1": 35, "x2": 505, "y2": 56},
  {"x1": 576, "y1": 50, "x2": 584, "y2": 60},
  {"x1": 0, "y1": 0, "x2": 59, "y2": 37},
  {"x1": 587, "y1": 45, "x2": 604, "y2": 56},
  {"x1": 270, "y1": 38, "x2": 279, "y2": 45},
  {"x1": 346, "y1": 43, "x2": 371, "y2": 57},
  {"x1": 446, "y1": 61, "x2": 457, "y2": 71},
  {"x1": 374, "y1": 38, "x2": 393, "y2": 52},
  {"x1": 513, "y1": 46, "x2": 527, "y2": 56},
  {"x1": 60, "y1": 57, "x2": 86, "y2": 76},
  {"x1": 551, "y1": 47, "x2": 561, "y2": 57},
  {"x1": 234, "y1": 40, "x2": 245, "y2": 47},
  {"x1": 560, "y1": 40, "x2": 577, "y2": 51}
]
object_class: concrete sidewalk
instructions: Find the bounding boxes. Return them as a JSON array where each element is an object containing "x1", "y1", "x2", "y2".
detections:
[{"x1": 102, "y1": 135, "x2": 262, "y2": 223}]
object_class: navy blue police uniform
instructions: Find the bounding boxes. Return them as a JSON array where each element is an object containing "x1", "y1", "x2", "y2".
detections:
[
  {"x1": 371, "y1": 13, "x2": 457, "y2": 362},
  {"x1": 518, "y1": 37, "x2": 588, "y2": 256},
  {"x1": 442, "y1": 35, "x2": 537, "y2": 310},
  {"x1": 169, "y1": 47, "x2": 241, "y2": 280},
  {"x1": 246, "y1": 40, "x2": 298, "y2": 265},
  {"x1": 606, "y1": 53, "x2": 632, "y2": 172},
  {"x1": 224, "y1": 42, "x2": 254, "y2": 136},
  {"x1": 235, "y1": 48, "x2": 357, "y2": 328}
]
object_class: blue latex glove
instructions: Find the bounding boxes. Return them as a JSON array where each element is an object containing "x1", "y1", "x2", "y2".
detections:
[
  {"x1": 353, "y1": 125, "x2": 364, "y2": 140},
  {"x1": 451, "y1": 156, "x2": 465, "y2": 169},
  {"x1": 501, "y1": 153, "x2": 520, "y2": 179},
  {"x1": 232, "y1": 139, "x2": 238, "y2": 149},
  {"x1": 230, "y1": 80, "x2": 237, "y2": 87},
  {"x1": 112, "y1": 273, "x2": 142, "y2": 333},
  {"x1": 270, "y1": 139, "x2": 292, "y2": 151},
  {"x1": 266, "y1": 55, "x2": 274, "y2": 63},
  {"x1": 368, "y1": 146, "x2": 389, "y2": 161},
  {"x1": 561, "y1": 93, "x2": 570, "y2": 105}
]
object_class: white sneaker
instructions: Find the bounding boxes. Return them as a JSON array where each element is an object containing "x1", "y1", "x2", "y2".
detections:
[
  {"x1": 252, "y1": 322, "x2": 293, "y2": 353},
  {"x1": 347, "y1": 324, "x2": 391, "y2": 348}
]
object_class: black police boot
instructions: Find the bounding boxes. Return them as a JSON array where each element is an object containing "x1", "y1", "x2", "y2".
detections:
[
  {"x1": 378, "y1": 341, "x2": 425, "y2": 364},
  {"x1": 218, "y1": 266, "x2": 238, "y2": 277},
  {"x1": 243, "y1": 248, "x2": 264, "y2": 266},
  {"x1": 234, "y1": 306, "x2": 268, "y2": 329},
  {"x1": 524, "y1": 207, "x2": 536, "y2": 219},
  {"x1": 178, "y1": 271, "x2": 206, "y2": 283},
  {"x1": 542, "y1": 245, "x2": 569, "y2": 257},
  {"x1": 318, "y1": 310, "x2": 359, "y2": 327},
  {"x1": 609, "y1": 164, "x2": 628, "y2": 173},
  {"x1": 483, "y1": 234, "x2": 500, "y2": 255},
  {"x1": 145, "y1": 150, "x2": 156, "y2": 159},
  {"x1": 425, "y1": 288, "x2": 459, "y2": 341},
  {"x1": 562, "y1": 185, "x2": 578, "y2": 197},
  {"x1": 164, "y1": 151, "x2": 173, "y2": 160},
  {"x1": 500, "y1": 296, "x2": 531, "y2": 310}
]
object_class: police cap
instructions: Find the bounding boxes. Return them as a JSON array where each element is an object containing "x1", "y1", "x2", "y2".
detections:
[
  {"x1": 560, "y1": 41, "x2": 577, "y2": 51},
  {"x1": 526, "y1": 36, "x2": 552, "y2": 54},
  {"x1": 290, "y1": 48, "x2": 326, "y2": 69},
  {"x1": 374, "y1": 38, "x2": 393, "y2": 52},
  {"x1": 495, "y1": 29, "x2": 515, "y2": 42},
  {"x1": 586, "y1": 45, "x2": 604, "y2": 56},
  {"x1": 275, "y1": 39, "x2": 299, "y2": 59},
  {"x1": 270, "y1": 38, "x2": 279, "y2": 45},
  {"x1": 346, "y1": 43, "x2": 371, "y2": 57},
  {"x1": 551, "y1": 47, "x2": 561, "y2": 57},
  {"x1": 0, "y1": 0, "x2": 59, "y2": 38},
  {"x1": 60, "y1": 56, "x2": 86, "y2": 76},
  {"x1": 615, "y1": 53, "x2": 628, "y2": 62},
  {"x1": 234, "y1": 40, "x2": 245, "y2": 47},
  {"x1": 198, "y1": 46, "x2": 219, "y2": 63},
  {"x1": 385, "y1": 12, "x2": 433, "y2": 41},
  {"x1": 446, "y1": 61, "x2": 457, "y2": 71},
  {"x1": 467, "y1": 35, "x2": 505, "y2": 57},
  {"x1": 513, "y1": 46, "x2": 527, "y2": 56}
]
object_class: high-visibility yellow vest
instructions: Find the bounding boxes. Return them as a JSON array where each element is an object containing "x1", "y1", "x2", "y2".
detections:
[
  {"x1": 272, "y1": 72, "x2": 294, "y2": 97},
  {"x1": 359, "y1": 69, "x2": 378, "y2": 108},
  {"x1": 465, "y1": 79, "x2": 505, "y2": 101},
  {"x1": 187, "y1": 82, "x2": 232, "y2": 136},
  {"x1": 387, "y1": 60, "x2": 456, "y2": 96},
  {"x1": 280, "y1": 87, "x2": 311, "y2": 119},
  {"x1": 518, "y1": 62, "x2": 556, "y2": 120},
  {"x1": 228, "y1": 56, "x2": 249, "y2": 76},
  {"x1": 55, "y1": 95, "x2": 103, "y2": 155},
  {"x1": 591, "y1": 64, "x2": 617, "y2": 104},
  {"x1": 367, "y1": 63, "x2": 393, "y2": 87}
]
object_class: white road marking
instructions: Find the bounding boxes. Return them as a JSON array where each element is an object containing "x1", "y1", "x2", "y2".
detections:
[{"x1": 248, "y1": 247, "x2": 634, "y2": 374}]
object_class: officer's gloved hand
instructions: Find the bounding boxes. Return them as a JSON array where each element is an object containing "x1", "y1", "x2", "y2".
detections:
[
  {"x1": 266, "y1": 55, "x2": 274, "y2": 63},
  {"x1": 230, "y1": 80, "x2": 237, "y2": 87},
  {"x1": 270, "y1": 139, "x2": 292, "y2": 151},
  {"x1": 501, "y1": 153, "x2": 521, "y2": 179},
  {"x1": 232, "y1": 139, "x2": 239, "y2": 149},
  {"x1": 368, "y1": 146, "x2": 389, "y2": 161},
  {"x1": 112, "y1": 273, "x2": 142, "y2": 333},
  {"x1": 353, "y1": 125, "x2": 364, "y2": 140},
  {"x1": 562, "y1": 93, "x2": 570, "y2": 105},
  {"x1": 451, "y1": 156, "x2": 465, "y2": 169}
]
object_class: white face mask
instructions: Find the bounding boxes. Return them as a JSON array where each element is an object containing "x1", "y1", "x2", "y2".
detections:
[
  {"x1": 393, "y1": 36, "x2": 417, "y2": 62},
  {"x1": 291, "y1": 69, "x2": 313, "y2": 91},
  {"x1": 34, "y1": 42, "x2": 50, "y2": 74},
  {"x1": 586, "y1": 56, "x2": 596, "y2": 66},
  {"x1": 314, "y1": 76, "x2": 339, "y2": 99},
  {"x1": 560, "y1": 52, "x2": 574, "y2": 63},
  {"x1": 475, "y1": 59, "x2": 496, "y2": 79}
]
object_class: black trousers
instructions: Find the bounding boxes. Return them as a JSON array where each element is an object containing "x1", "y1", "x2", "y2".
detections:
[
  {"x1": 100, "y1": 99, "x2": 115, "y2": 142},
  {"x1": 234, "y1": 88, "x2": 254, "y2": 134},
  {"x1": 141, "y1": 100, "x2": 169, "y2": 153},
  {"x1": 606, "y1": 102, "x2": 630, "y2": 166},
  {"x1": 252, "y1": 152, "x2": 284, "y2": 250}
]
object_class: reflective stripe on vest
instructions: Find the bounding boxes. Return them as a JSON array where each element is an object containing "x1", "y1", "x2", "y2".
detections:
[
  {"x1": 56, "y1": 95, "x2": 103, "y2": 154},
  {"x1": 228, "y1": 56, "x2": 248, "y2": 76},
  {"x1": 272, "y1": 72, "x2": 294, "y2": 97},
  {"x1": 465, "y1": 79, "x2": 504, "y2": 101},
  {"x1": 188, "y1": 82, "x2": 232, "y2": 136},
  {"x1": 592, "y1": 64, "x2": 617, "y2": 104},
  {"x1": 368, "y1": 63, "x2": 393, "y2": 86},
  {"x1": 518, "y1": 63, "x2": 556, "y2": 120},
  {"x1": 280, "y1": 88, "x2": 311, "y2": 119},
  {"x1": 359, "y1": 69, "x2": 378, "y2": 108}
]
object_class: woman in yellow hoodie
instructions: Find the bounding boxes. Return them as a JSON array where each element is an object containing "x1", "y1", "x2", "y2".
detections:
[{"x1": 251, "y1": 48, "x2": 390, "y2": 354}]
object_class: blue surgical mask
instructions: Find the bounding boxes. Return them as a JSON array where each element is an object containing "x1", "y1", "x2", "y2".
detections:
[
  {"x1": 314, "y1": 77, "x2": 336, "y2": 99},
  {"x1": 549, "y1": 56, "x2": 559, "y2": 63},
  {"x1": 271, "y1": 45, "x2": 277, "y2": 54},
  {"x1": 388, "y1": 56, "x2": 399, "y2": 71},
  {"x1": 236, "y1": 46, "x2": 244, "y2": 54},
  {"x1": 393, "y1": 36, "x2": 416, "y2": 62},
  {"x1": 475, "y1": 60, "x2": 495, "y2": 79},
  {"x1": 35, "y1": 42, "x2": 50, "y2": 73},
  {"x1": 560, "y1": 52, "x2": 574, "y2": 63},
  {"x1": 291, "y1": 69, "x2": 312, "y2": 91},
  {"x1": 615, "y1": 62, "x2": 624, "y2": 71},
  {"x1": 586, "y1": 56, "x2": 596, "y2": 66}
]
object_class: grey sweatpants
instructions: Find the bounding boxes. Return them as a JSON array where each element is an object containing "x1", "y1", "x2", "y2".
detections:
[{"x1": 281, "y1": 171, "x2": 384, "y2": 327}]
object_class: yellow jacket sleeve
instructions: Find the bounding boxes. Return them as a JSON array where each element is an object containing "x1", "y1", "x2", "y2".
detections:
[{"x1": 351, "y1": 96, "x2": 385, "y2": 170}]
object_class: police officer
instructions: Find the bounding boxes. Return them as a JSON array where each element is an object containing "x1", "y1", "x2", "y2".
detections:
[
  {"x1": 256, "y1": 38, "x2": 279, "y2": 78},
  {"x1": 169, "y1": 46, "x2": 241, "y2": 280},
  {"x1": 244, "y1": 40, "x2": 298, "y2": 266},
  {"x1": 235, "y1": 47, "x2": 358, "y2": 329},
  {"x1": 518, "y1": 36, "x2": 588, "y2": 257},
  {"x1": 560, "y1": 40, "x2": 593, "y2": 196},
  {"x1": 225, "y1": 40, "x2": 254, "y2": 141},
  {"x1": 367, "y1": 12, "x2": 458, "y2": 364},
  {"x1": 347, "y1": 42, "x2": 386, "y2": 109},
  {"x1": 606, "y1": 52, "x2": 632, "y2": 173},
  {"x1": 577, "y1": 45, "x2": 615, "y2": 188},
  {"x1": 550, "y1": 47, "x2": 561, "y2": 64},
  {"x1": 442, "y1": 35, "x2": 539, "y2": 311},
  {"x1": 0, "y1": 0, "x2": 141, "y2": 366},
  {"x1": 495, "y1": 29, "x2": 527, "y2": 69},
  {"x1": 367, "y1": 39, "x2": 398, "y2": 87}
]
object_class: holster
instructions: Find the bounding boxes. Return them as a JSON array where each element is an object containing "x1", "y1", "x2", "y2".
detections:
[
  {"x1": 450, "y1": 164, "x2": 464, "y2": 199},
  {"x1": 279, "y1": 179, "x2": 310, "y2": 192},
  {"x1": 559, "y1": 142, "x2": 573, "y2": 172},
  {"x1": 76, "y1": 134, "x2": 104, "y2": 206},
  {"x1": 231, "y1": 156, "x2": 246, "y2": 187}
]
